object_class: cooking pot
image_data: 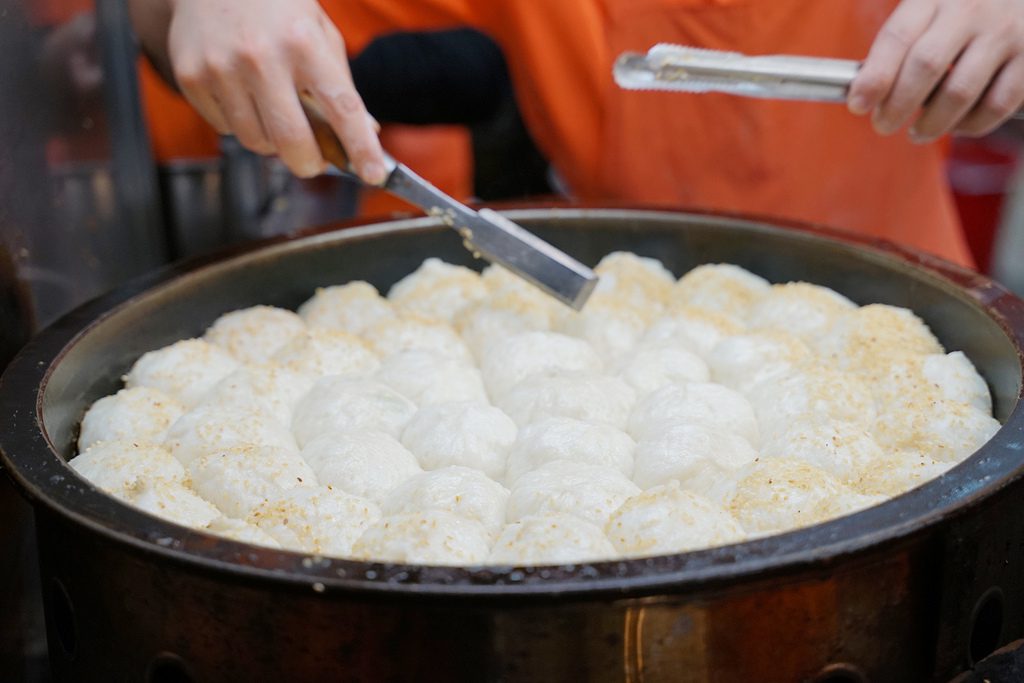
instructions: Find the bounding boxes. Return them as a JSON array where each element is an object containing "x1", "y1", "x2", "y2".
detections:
[{"x1": 2, "y1": 208, "x2": 1023, "y2": 682}]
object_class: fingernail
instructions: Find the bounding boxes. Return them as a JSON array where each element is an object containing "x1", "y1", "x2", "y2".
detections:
[
  {"x1": 848, "y1": 94, "x2": 870, "y2": 116},
  {"x1": 361, "y1": 161, "x2": 387, "y2": 185},
  {"x1": 908, "y1": 128, "x2": 932, "y2": 145},
  {"x1": 872, "y1": 112, "x2": 897, "y2": 136},
  {"x1": 298, "y1": 161, "x2": 321, "y2": 178}
]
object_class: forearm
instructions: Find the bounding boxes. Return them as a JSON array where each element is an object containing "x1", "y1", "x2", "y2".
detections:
[
  {"x1": 125, "y1": 0, "x2": 387, "y2": 181},
  {"x1": 127, "y1": 0, "x2": 175, "y2": 85}
]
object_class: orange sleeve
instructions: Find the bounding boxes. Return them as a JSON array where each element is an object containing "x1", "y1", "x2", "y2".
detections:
[
  {"x1": 138, "y1": 58, "x2": 221, "y2": 162},
  {"x1": 28, "y1": 0, "x2": 92, "y2": 25},
  {"x1": 320, "y1": 0, "x2": 492, "y2": 55}
]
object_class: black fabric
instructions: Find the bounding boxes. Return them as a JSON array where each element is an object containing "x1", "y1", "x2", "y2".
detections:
[
  {"x1": 350, "y1": 28, "x2": 553, "y2": 200},
  {"x1": 351, "y1": 28, "x2": 509, "y2": 126}
]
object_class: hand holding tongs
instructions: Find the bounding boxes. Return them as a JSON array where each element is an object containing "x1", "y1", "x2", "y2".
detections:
[
  {"x1": 300, "y1": 98, "x2": 598, "y2": 310},
  {"x1": 615, "y1": 44, "x2": 1024, "y2": 117}
]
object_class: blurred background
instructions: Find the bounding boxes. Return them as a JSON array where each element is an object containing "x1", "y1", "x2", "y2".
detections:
[{"x1": 1, "y1": 0, "x2": 1023, "y2": 679}]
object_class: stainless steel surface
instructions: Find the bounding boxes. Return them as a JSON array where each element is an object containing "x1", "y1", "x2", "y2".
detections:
[
  {"x1": 2, "y1": 208, "x2": 1024, "y2": 681},
  {"x1": 616, "y1": 44, "x2": 1024, "y2": 116},
  {"x1": 994, "y1": 164, "x2": 1024, "y2": 297},
  {"x1": 161, "y1": 145, "x2": 362, "y2": 260},
  {"x1": 384, "y1": 165, "x2": 599, "y2": 309},
  {"x1": 615, "y1": 45, "x2": 859, "y2": 102},
  {"x1": 159, "y1": 159, "x2": 227, "y2": 257},
  {"x1": 303, "y1": 96, "x2": 598, "y2": 309}
]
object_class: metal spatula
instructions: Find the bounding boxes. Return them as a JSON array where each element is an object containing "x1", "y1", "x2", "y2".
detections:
[{"x1": 301, "y1": 98, "x2": 598, "y2": 311}]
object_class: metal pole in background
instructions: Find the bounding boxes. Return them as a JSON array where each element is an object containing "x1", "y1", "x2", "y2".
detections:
[
  {"x1": 1, "y1": 0, "x2": 169, "y2": 678},
  {"x1": 993, "y1": 166, "x2": 1024, "y2": 296}
]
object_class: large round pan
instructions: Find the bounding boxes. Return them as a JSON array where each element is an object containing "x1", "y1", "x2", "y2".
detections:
[{"x1": 2, "y1": 208, "x2": 1023, "y2": 682}]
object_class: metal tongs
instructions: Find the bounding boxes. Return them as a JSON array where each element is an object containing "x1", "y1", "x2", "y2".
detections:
[
  {"x1": 616, "y1": 43, "x2": 1024, "y2": 121},
  {"x1": 614, "y1": 44, "x2": 861, "y2": 102},
  {"x1": 301, "y1": 98, "x2": 598, "y2": 311}
]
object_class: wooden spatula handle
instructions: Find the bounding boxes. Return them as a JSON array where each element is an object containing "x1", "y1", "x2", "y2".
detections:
[{"x1": 299, "y1": 94, "x2": 353, "y2": 172}]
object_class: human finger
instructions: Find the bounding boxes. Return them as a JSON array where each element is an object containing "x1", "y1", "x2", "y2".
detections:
[
  {"x1": 956, "y1": 54, "x2": 1024, "y2": 136},
  {"x1": 170, "y1": 54, "x2": 233, "y2": 134},
  {"x1": 210, "y1": 74, "x2": 275, "y2": 154},
  {"x1": 297, "y1": 21, "x2": 388, "y2": 184},
  {"x1": 849, "y1": 0, "x2": 938, "y2": 116},
  {"x1": 240, "y1": 56, "x2": 326, "y2": 177},
  {"x1": 872, "y1": 6, "x2": 974, "y2": 135},
  {"x1": 909, "y1": 37, "x2": 1010, "y2": 142},
  {"x1": 182, "y1": 89, "x2": 232, "y2": 135}
]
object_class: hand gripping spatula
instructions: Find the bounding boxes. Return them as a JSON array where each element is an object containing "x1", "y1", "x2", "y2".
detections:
[{"x1": 302, "y1": 98, "x2": 598, "y2": 311}]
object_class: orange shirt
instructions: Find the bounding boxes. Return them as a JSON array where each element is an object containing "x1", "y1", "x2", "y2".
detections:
[
  {"x1": 139, "y1": 59, "x2": 222, "y2": 162},
  {"x1": 326, "y1": 0, "x2": 972, "y2": 265}
]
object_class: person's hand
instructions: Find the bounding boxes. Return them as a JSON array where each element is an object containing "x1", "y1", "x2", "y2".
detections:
[
  {"x1": 847, "y1": 0, "x2": 1024, "y2": 143},
  {"x1": 167, "y1": 0, "x2": 387, "y2": 181}
]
